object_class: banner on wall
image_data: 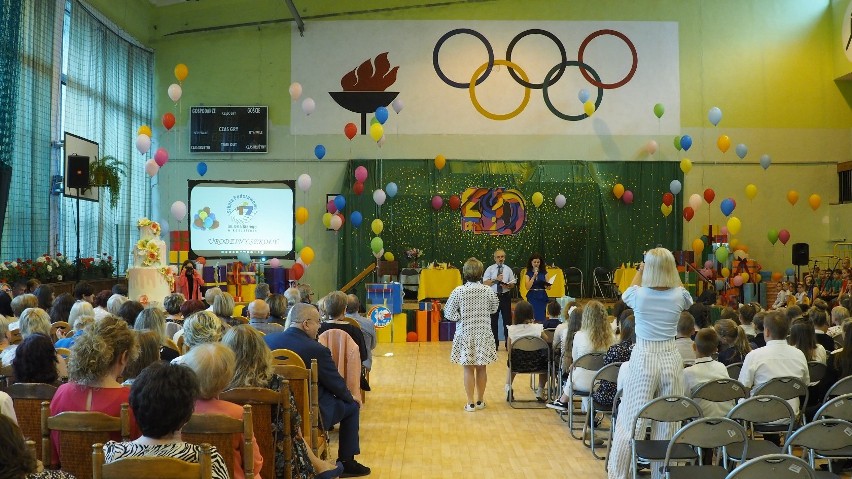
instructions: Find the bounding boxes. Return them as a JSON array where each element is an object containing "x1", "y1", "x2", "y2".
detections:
[
  {"x1": 291, "y1": 21, "x2": 680, "y2": 136},
  {"x1": 460, "y1": 187, "x2": 526, "y2": 235}
]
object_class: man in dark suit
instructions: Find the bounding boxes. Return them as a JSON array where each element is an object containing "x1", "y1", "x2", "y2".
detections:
[{"x1": 264, "y1": 303, "x2": 370, "y2": 477}]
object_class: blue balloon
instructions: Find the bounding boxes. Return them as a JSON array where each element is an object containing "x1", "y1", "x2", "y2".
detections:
[
  {"x1": 203, "y1": 217, "x2": 213, "y2": 228},
  {"x1": 334, "y1": 194, "x2": 346, "y2": 211},
  {"x1": 578, "y1": 89, "x2": 590, "y2": 103},
  {"x1": 386, "y1": 182, "x2": 398, "y2": 198},
  {"x1": 785, "y1": 268, "x2": 795, "y2": 276},
  {"x1": 237, "y1": 252, "x2": 251, "y2": 264},
  {"x1": 760, "y1": 154, "x2": 771, "y2": 170},
  {"x1": 708, "y1": 107, "x2": 722, "y2": 126},
  {"x1": 735, "y1": 143, "x2": 748, "y2": 159},
  {"x1": 375, "y1": 106, "x2": 389, "y2": 125},
  {"x1": 720, "y1": 198, "x2": 735, "y2": 216},
  {"x1": 679, "y1": 134, "x2": 693, "y2": 151},
  {"x1": 350, "y1": 211, "x2": 362, "y2": 227},
  {"x1": 314, "y1": 144, "x2": 326, "y2": 160},
  {"x1": 197, "y1": 162, "x2": 207, "y2": 176}
]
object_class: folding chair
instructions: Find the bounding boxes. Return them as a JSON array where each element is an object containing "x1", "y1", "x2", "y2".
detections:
[
  {"x1": 752, "y1": 377, "x2": 809, "y2": 427},
  {"x1": 7, "y1": 383, "x2": 57, "y2": 461},
  {"x1": 593, "y1": 267, "x2": 615, "y2": 299},
  {"x1": 723, "y1": 454, "x2": 816, "y2": 479},
  {"x1": 508, "y1": 336, "x2": 550, "y2": 409},
  {"x1": 824, "y1": 376, "x2": 852, "y2": 403},
  {"x1": 691, "y1": 379, "x2": 747, "y2": 405},
  {"x1": 50, "y1": 321, "x2": 70, "y2": 340},
  {"x1": 783, "y1": 419, "x2": 852, "y2": 476},
  {"x1": 55, "y1": 347, "x2": 71, "y2": 360},
  {"x1": 808, "y1": 362, "x2": 828, "y2": 384},
  {"x1": 814, "y1": 393, "x2": 852, "y2": 422},
  {"x1": 631, "y1": 396, "x2": 703, "y2": 479},
  {"x1": 605, "y1": 389, "x2": 623, "y2": 472},
  {"x1": 726, "y1": 363, "x2": 743, "y2": 380},
  {"x1": 92, "y1": 442, "x2": 214, "y2": 479},
  {"x1": 663, "y1": 417, "x2": 748, "y2": 479},
  {"x1": 725, "y1": 395, "x2": 795, "y2": 468},
  {"x1": 182, "y1": 404, "x2": 255, "y2": 479},
  {"x1": 583, "y1": 362, "x2": 622, "y2": 459},
  {"x1": 562, "y1": 352, "x2": 606, "y2": 437},
  {"x1": 564, "y1": 267, "x2": 584, "y2": 299}
]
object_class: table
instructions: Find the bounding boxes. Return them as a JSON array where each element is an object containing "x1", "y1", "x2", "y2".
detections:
[
  {"x1": 519, "y1": 266, "x2": 565, "y2": 300},
  {"x1": 418, "y1": 268, "x2": 462, "y2": 300},
  {"x1": 614, "y1": 267, "x2": 637, "y2": 294}
]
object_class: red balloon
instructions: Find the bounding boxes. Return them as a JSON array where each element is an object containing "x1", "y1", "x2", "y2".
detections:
[
  {"x1": 662, "y1": 192, "x2": 674, "y2": 207},
  {"x1": 196, "y1": 256, "x2": 206, "y2": 265},
  {"x1": 406, "y1": 332, "x2": 418, "y2": 342},
  {"x1": 683, "y1": 206, "x2": 695, "y2": 222},
  {"x1": 291, "y1": 263, "x2": 304, "y2": 280},
  {"x1": 162, "y1": 112, "x2": 176, "y2": 131},
  {"x1": 353, "y1": 181, "x2": 364, "y2": 195},
  {"x1": 326, "y1": 199, "x2": 337, "y2": 213},
  {"x1": 344, "y1": 123, "x2": 357, "y2": 140},
  {"x1": 703, "y1": 188, "x2": 715, "y2": 204},
  {"x1": 448, "y1": 195, "x2": 461, "y2": 210}
]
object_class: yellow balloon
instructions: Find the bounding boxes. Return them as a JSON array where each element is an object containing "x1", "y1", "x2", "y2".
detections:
[
  {"x1": 692, "y1": 238, "x2": 704, "y2": 254},
  {"x1": 295, "y1": 207, "x2": 308, "y2": 225},
  {"x1": 434, "y1": 154, "x2": 446, "y2": 170},
  {"x1": 721, "y1": 267, "x2": 730, "y2": 278},
  {"x1": 726, "y1": 216, "x2": 742, "y2": 235},
  {"x1": 371, "y1": 218, "x2": 384, "y2": 235},
  {"x1": 612, "y1": 183, "x2": 625, "y2": 199},
  {"x1": 787, "y1": 190, "x2": 799, "y2": 206},
  {"x1": 740, "y1": 272, "x2": 750, "y2": 283},
  {"x1": 198, "y1": 211, "x2": 208, "y2": 220},
  {"x1": 745, "y1": 184, "x2": 757, "y2": 200},
  {"x1": 679, "y1": 159, "x2": 692, "y2": 174},
  {"x1": 369, "y1": 123, "x2": 384, "y2": 142},
  {"x1": 300, "y1": 246, "x2": 315, "y2": 265},
  {"x1": 322, "y1": 212, "x2": 332, "y2": 228},
  {"x1": 583, "y1": 100, "x2": 595, "y2": 116},
  {"x1": 137, "y1": 125, "x2": 152, "y2": 137},
  {"x1": 717, "y1": 134, "x2": 731, "y2": 153},
  {"x1": 808, "y1": 194, "x2": 821, "y2": 210},
  {"x1": 531, "y1": 192, "x2": 544, "y2": 207},
  {"x1": 660, "y1": 203, "x2": 672, "y2": 217},
  {"x1": 174, "y1": 63, "x2": 189, "y2": 82},
  {"x1": 729, "y1": 238, "x2": 739, "y2": 249},
  {"x1": 383, "y1": 252, "x2": 394, "y2": 261}
]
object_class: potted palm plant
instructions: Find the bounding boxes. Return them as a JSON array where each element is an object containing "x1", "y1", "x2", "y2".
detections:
[{"x1": 88, "y1": 155, "x2": 126, "y2": 208}]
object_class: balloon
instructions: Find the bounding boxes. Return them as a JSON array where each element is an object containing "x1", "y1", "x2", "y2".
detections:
[
  {"x1": 809, "y1": 194, "x2": 821, "y2": 210},
  {"x1": 237, "y1": 252, "x2": 251, "y2": 264},
  {"x1": 314, "y1": 144, "x2": 326, "y2": 160},
  {"x1": 434, "y1": 154, "x2": 446, "y2": 170},
  {"x1": 653, "y1": 103, "x2": 665, "y2": 119},
  {"x1": 289, "y1": 82, "x2": 302, "y2": 101},
  {"x1": 683, "y1": 206, "x2": 694, "y2": 221},
  {"x1": 371, "y1": 219, "x2": 384, "y2": 235},
  {"x1": 162, "y1": 112, "x2": 175, "y2": 130},
  {"x1": 760, "y1": 154, "x2": 771, "y2": 170},
  {"x1": 375, "y1": 106, "x2": 389, "y2": 124},
  {"x1": 355, "y1": 166, "x2": 368, "y2": 183},
  {"x1": 386, "y1": 182, "x2": 398, "y2": 198},
  {"x1": 297, "y1": 174, "x2": 311, "y2": 192},
  {"x1": 733, "y1": 276, "x2": 743, "y2": 287},
  {"x1": 741, "y1": 272, "x2": 751, "y2": 283},
  {"x1": 720, "y1": 198, "x2": 735, "y2": 216},
  {"x1": 726, "y1": 216, "x2": 742, "y2": 235},
  {"x1": 373, "y1": 248, "x2": 385, "y2": 260},
  {"x1": 369, "y1": 123, "x2": 383, "y2": 142},
  {"x1": 431, "y1": 195, "x2": 444, "y2": 210},
  {"x1": 135, "y1": 134, "x2": 151, "y2": 155},
  {"x1": 531, "y1": 192, "x2": 544, "y2": 207},
  {"x1": 622, "y1": 190, "x2": 634, "y2": 204},
  {"x1": 290, "y1": 263, "x2": 304, "y2": 280},
  {"x1": 370, "y1": 237, "x2": 384, "y2": 254},
  {"x1": 154, "y1": 148, "x2": 169, "y2": 167},
  {"x1": 329, "y1": 214, "x2": 342, "y2": 231},
  {"x1": 380, "y1": 252, "x2": 393, "y2": 262},
  {"x1": 670, "y1": 180, "x2": 682, "y2": 195},
  {"x1": 722, "y1": 267, "x2": 731, "y2": 278},
  {"x1": 270, "y1": 258, "x2": 280, "y2": 268},
  {"x1": 767, "y1": 229, "x2": 779, "y2": 245},
  {"x1": 730, "y1": 238, "x2": 740, "y2": 249},
  {"x1": 353, "y1": 181, "x2": 364, "y2": 195},
  {"x1": 771, "y1": 272, "x2": 782, "y2": 282},
  {"x1": 377, "y1": 135, "x2": 386, "y2": 148},
  {"x1": 344, "y1": 123, "x2": 357, "y2": 140},
  {"x1": 448, "y1": 195, "x2": 461, "y2": 210},
  {"x1": 745, "y1": 184, "x2": 757, "y2": 200},
  {"x1": 785, "y1": 268, "x2": 795, "y2": 277},
  {"x1": 692, "y1": 238, "x2": 704, "y2": 254},
  {"x1": 787, "y1": 190, "x2": 799, "y2": 206},
  {"x1": 350, "y1": 211, "x2": 363, "y2": 228},
  {"x1": 391, "y1": 98, "x2": 404, "y2": 114},
  {"x1": 373, "y1": 189, "x2": 387, "y2": 206},
  {"x1": 301, "y1": 98, "x2": 315, "y2": 115},
  {"x1": 195, "y1": 257, "x2": 206, "y2": 266},
  {"x1": 555, "y1": 194, "x2": 566, "y2": 208},
  {"x1": 612, "y1": 183, "x2": 625, "y2": 199},
  {"x1": 720, "y1": 226, "x2": 729, "y2": 236},
  {"x1": 170, "y1": 201, "x2": 187, "y2": 221},
  {"x1": 688, "y1": 193, "x2": 702, "y2": 211},
  {"x1": 662, "y1": 192, "x2": 674, "y2": 207},
  {"x1": 660, "y1": 203, "x2": 672, "y2": 217},
  {"x1": 717, "y1": 135, "x2": 731, "y2": 153},
  {"x1": 673, "y1": 136, "x2": 682, "y2": 151},
  {"x1": 715, "y1": 246, "x2": 729, "y2": 263},
  {"x1": 578, "y1": 89, "x2": 590, "y2": 103},
  {"x1": 333, "y1": 195, "x2": 346, "y2": 212},
  {"x1": 708, "y1": 107, "x2": 722, "y2": 126},
  {"x1": 168, "y1": 83, "x2": 182, "y2": 103},
  {"x1": 197, "y1": 162, "x2": 207, "y2": 176},
  {"x1": 704, "y1": 189, "x2": 715, "y2": 204},
  {"x1": 704, "y1": 260, "x2": 714, "y2": 269},
  {"x1": 680, "y1": 135, "x2": 692, "y2": 151},
  {"x1": 295, "y1": 207, "x2": 309, "y2": 225},
  {"x1": 735, "y1": 143, "x2": 748, "y2": 159},
  {"x1": 137, "y1": 125, "x2": 152, "y2": 137},
  {"x1": 679, "y1": 159, "x2": 692, "y2": 174},
  {"x1": 174, "y1": 63, "x2": 188, "y2": 82},
  {"x1": 646, "y1": 140, "x2": 658, "y2": 155},
  {"x1": 583, "y1": 100, "x2": 595, "y2": 116},
  {"x1": 199, "y1": 211, "x2": 208, "y2": 220},
  {"x1": 295, "y1": 236, "x2": 303, "y2": 252},
  {"x1": 322, "y1": 212, "x2": 332, "y2": 228},
  {"x1": 779, "y1": 229, "x2": 790, "y2": 245}
]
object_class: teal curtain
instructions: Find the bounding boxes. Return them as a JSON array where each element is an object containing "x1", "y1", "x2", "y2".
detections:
[
  {"x1": 61, "y1": 0, "x2": 153, "y2": 271},
  {"x1": 0, "y1": 0, "x2": 22, "y2": 168},
  {"x1": 338, "y1": 160, "x2": 683, "y2": 296}
]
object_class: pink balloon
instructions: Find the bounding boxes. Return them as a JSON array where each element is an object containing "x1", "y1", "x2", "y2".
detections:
[
  {"x1": 720, "y1": 226, "x2": 729, "y2": 235},
  {"x1": 326, "y1": 199, "x2": 337, "y2": 214},
  {"x1": 704, "y1": 260, "x2": 713, "y2": 269},
  {"x1": 154, "y1": 148, "x2": 169, "y2": 167},
  {"x1": 431, "y1": 195, "x2": 443, "y2": 210},
  {"x1": 354, "y1": 166, "x2": 368, "y2": 183},
  {"x1": 269, "y1": 258, "x2": 280, "y2": 268},
  {"x1": 144, "y1": 159, "x2": 159, "y2": 177},
  {"x1": 778, "y1": 229, "x2": 791, "y2": 245},
  {"x1": 733, "y1": 276, "x2": 744, "y2": 286},
  {"x1": 622, "y1": 190, "x2": 634, "y2": 204}
]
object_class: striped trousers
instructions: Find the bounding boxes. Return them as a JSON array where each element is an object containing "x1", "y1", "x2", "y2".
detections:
[{"x1": 607, "y1": 338, "x2": 684, "y2": 479}]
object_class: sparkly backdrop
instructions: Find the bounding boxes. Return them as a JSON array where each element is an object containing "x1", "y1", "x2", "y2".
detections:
[{"x1": 337, "y1": 159, "x2": 683, "y2": 297}]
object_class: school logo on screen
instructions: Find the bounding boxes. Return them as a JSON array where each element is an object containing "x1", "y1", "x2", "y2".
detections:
[{"x1": 226, "y1": 194, "x2": 258, "y2": 224}]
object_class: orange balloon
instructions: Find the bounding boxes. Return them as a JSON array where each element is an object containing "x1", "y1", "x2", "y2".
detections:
[
  {"x1": 174, "y1": 63, "x2": 188, "y2": 82},
  {"x1": 434, "y1": 154, "x2": 446, "y2": 170},
  {"x1": 808, "y1": 194, "x2": 821, "y2": 210},
  {"x1": 771, "y1": 272, "x2": 783, "y2": 281},
  {"x1": 612, "y1": 183, "x2": 625, "y2": 199},
  {"x1": 717, "y1": 134, "x2": 731, "y2": 153},
  {"x1": 787, "y1": 190, "x2": 799, "y2": 206}
]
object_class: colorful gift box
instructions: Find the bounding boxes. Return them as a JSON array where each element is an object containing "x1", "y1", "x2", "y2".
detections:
[
  {"x1": 168, "y1": 251, "x2": 189, "y2": 264},
  {"x1": 366, "y1": 283, "x2": 402, "y2": 314},
  {"x1": 226, "y1": 262, "x2": 258, "y2": 285},
  {"x1": 392, "y1": 313, "x2": 407, "y2": 343},
  {"x1": 418, "y1": 301, "x2": 435, "y2": 311},
  {"x1": 265, "y1": 267, "x2": 290, "y2": 293},
  {"x1": 226, "y1": 283, "x2": 256, "y2": 302},
  {"x1": 169, "y1": 231, "x2": 190, "y2": 251},
  {"x1": 202, "y1": 265, "x2": 227, "y2": 284},
  {"x1": 439, "y1": 321, "x2": 456, "y2": 341},
  {"x1": 376, "y1": 322, "x2": 392, "y2": 343},
  {"x1": 416, "y1": 311, "x2": 428, "y2": 342}
]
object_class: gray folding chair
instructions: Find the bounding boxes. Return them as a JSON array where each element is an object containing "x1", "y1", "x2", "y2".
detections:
[
  {"x1": 824, "y1": 376, "x2": 852, "y2": 403},
  {"x1": 564, "y1": 266, "x2": 584, "y2": 299},
  {"x1": 631, "y1": 396, "x2": 703, "y2": 479},
  {"x1": 723, "y1": 454, "x2": 816, "y2": 479},
  {"x1": 508, "y1": 336, "x2": 550, "y2": 409},
  {"x1": 663, "y1": 417, "x2": 749, "y2": 479},
  {"x1": 726, "y1": 363, "x2": 743, "y2": 380},
  {"x1": 783, "y1": 419, "x2": 852, "y2": 476},
  {"x1": 593, "y1": 267, "x2": 615, "y2": 299},
  {"x1": 752, "y1": 376, "x2": 809, "y2": 429},
  {"x1": 583, "y1": 362, "x2": 622, "y2": 459},
  {"x1": 814, "y1": 393, "x2": 852, "y2": 422},
  {"x1": 563, "y1": 352, "x2": 606, "y2": 437},
  {"x1": 690, "y1": 379, "x2": 747, "y2": 406},
  {"x1": 725, "y1": 395, "x2": 795, "y2": 468}
]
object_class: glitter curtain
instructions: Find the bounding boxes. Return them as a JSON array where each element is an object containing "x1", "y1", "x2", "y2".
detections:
[{"x1": 338, "y1": 159, "x2": 683, "y2": 296}]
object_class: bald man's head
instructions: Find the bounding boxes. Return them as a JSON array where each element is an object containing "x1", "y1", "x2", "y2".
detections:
[{"x1": 248, "y1": 299, "x2": 269, "y2": 319}]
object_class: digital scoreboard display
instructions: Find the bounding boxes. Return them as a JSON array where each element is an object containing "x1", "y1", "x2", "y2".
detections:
[{"x1": 189, "y1": 106, "x2": 268, "y2": 153}]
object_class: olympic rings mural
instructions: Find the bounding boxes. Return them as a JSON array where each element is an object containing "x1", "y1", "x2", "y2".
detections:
[{"x1": 432, "y1": 28, "x2": 638, "y2": 122}]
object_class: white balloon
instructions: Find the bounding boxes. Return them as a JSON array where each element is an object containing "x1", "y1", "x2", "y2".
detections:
[
  {"x1": 688, "y1": 193, "x2": 702, "y2": 211},
  {"x1": 377, "y1": 135, "x2": 386, "y2": 148},
  {"x1": 167, "y1": 83, "x2": 182, "y2": 103},
  {"x1": 373, "y1": 248, "x2": 385, "y2": 259},
  {"x1": 330, "y1": 215, "x2": 343, "y2": 231},
  {"x1": 297, "y1": 173, "x2": 312, "y2": 192},
  {"x1": 373, "y1": 189, "x2": 387, "y2": 206},
  {"x1": 554, "y1": 194, "x2": 566, "y2": 208},
  {"x1": 646, "y1": 140, "x2": 658, "y2": 155},
  {"x1": 301, "y1": 98, "x2": 315, "y2": 115},
  {"x1": 144, "y1": 159, "x2": 159, "y2": 177},
  {"x1": 669, "y1": 180, "x2": 682, "y2": 195},
  {"x1": 391, "y1": 98, "x2": 404, "y2": 114},
  {"x1": 135, "y1": 134, "x2": 151, "y2": 155},
  {"x1": 289, "y1": 82, "x2": 302, "y2": 101},
  {"x1": 170, "y1": 200, "x2": 187, "y2": 221}
]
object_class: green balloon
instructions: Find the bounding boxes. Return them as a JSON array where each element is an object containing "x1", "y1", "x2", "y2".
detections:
[
  {"x1": 767, "y1": 229, "x2": 779, "y2": 245},
  {"x1": 653, "y1": 103, "x2": 665, "y2": 119},
  {"x1": 370, "y1": 236, "x2": 384, "y2": 253},
  {"x1": 673, "y1": 136, "x2": 682, "y2": 151},
  {"x1": 370, "y1": 117, "x2": 379, "y2": 126},
  {"x1": 295, "y1": 236, "x2": 304, "y2": 253},
  {"x1": 715, "y1": 246, "x2": 729, "y2": 263}
]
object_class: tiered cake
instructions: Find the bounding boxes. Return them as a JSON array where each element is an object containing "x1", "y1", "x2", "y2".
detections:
[{"x1": 127, "y1": 218, "x2": 174, "y2": 304}]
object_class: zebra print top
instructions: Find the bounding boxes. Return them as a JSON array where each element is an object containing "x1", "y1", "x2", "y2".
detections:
[{"x1": 103, "y1": 440, "x2": 229, "y2": 479}]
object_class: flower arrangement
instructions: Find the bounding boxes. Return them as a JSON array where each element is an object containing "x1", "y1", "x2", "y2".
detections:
[
  {"x1": 158, "y1": 267, "x2": 175, "y2": 288},
  {"x1": 0, "y1": 252, "x2": 113, "y2": 283},
  {"x1": 137, "y1": 218, "x2": 161, "y2": 236},
  {"x1": 405, "y1": 247, "x2": 424, "y2": 267},
  {"x1": 136, "y1": 239, "x2": 161, "y2": 267}
]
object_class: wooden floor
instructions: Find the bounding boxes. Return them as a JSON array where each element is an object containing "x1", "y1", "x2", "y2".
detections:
[{"x1": 324, "y1": 341, "x2": 607, "y2": 479}]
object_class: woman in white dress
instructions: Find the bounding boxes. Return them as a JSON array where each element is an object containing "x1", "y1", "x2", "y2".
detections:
[{"x1": 446, "y1": 257, "x2": 499, "y2": 412}]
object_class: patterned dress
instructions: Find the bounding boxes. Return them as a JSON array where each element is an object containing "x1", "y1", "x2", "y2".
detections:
[
  {"x1": 266, "y1": 374, "x2": 315, "y2": 479},
  {"x1": 447, "y1": 282, "x2": 499, "y2": 365},
  {"x1": 103, "y1": 441, "x2": 229, "y2": 479},
  {"x1": 591, "y1": 340, "x2": 634, "y2": 407}
]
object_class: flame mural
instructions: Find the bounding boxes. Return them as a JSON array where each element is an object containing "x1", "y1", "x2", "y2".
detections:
[
  {"x1": 460, "y1": 187, "x2": 527, "y2": 235},
  {"x1": 329, "y1": 52, "x2": 400, "y2": 134}
]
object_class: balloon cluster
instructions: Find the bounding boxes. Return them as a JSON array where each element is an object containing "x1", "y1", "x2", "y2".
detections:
[{"x1": 139, "y1": 64, "x2": 189, "y2": 178}]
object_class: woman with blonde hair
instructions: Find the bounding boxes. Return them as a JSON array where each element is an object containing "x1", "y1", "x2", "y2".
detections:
[
  {"x1": 134, "y1": 307, "x2": 180, "y2": 361},
  {"x1": 1, "y1": 308, "x2": 66, "y2": 376},
  {"x1": 212, "y1": 292, "x2": 238, "y2": 327},
  {"x1": 714, "y1": 318, "x2": 752, "y2": 365}
]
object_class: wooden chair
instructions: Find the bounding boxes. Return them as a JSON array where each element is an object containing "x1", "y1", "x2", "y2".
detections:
[
  {"x1": 41, "y1": 401, "x2": 131, "y2": 479},
  {"x1": 232, "y1": 316, "x2": 249, "y2": 325},
  {"x1": 163, "y1": 338, "x2": 179, "y2": 353},
  {"x1": 0, "y1": 364, "x2": 13, "y2": 390},
  {"x1": 271, "y1": 348, "x2": 306, "y2": 367},
  {"x1": 274, "y1": 359, "x2": 327, "y2": 460},
  {"x1": 50, "y1": 321, "x2": 71, "y2": 340},
  {"x1": 182, "y1": 404, "x2": 255, "y2": 479},
  {"x1": 7, "y1": 383, "x2": 58, "y2": 461},
  {"x1": 220, "y1": 384, "x2": 292, "y2": 479},
  {"x1": 341, "y1": 316, "x2": 361, "y2": 329},
  {"x1": 92, "y1": 442, "x2": 213, "y2": 479},
  {"x1": 9, "y1": 328, "x2": 22, "y2": 345},
  {"x1": 55, "y1": 347, "x2": 72, "y2": 360},
  {"x1": 176, "y1": 335, "x2": 188, "y2": 354}
]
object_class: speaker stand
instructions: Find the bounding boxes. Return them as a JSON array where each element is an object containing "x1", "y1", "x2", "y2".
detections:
[{"x1": 75, "y1": 187, "x2": 81, "y2": 282}]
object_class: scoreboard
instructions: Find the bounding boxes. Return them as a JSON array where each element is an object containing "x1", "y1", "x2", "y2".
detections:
[{"x1": 189, "y1": 106, "x2": 267, "y2": 153}]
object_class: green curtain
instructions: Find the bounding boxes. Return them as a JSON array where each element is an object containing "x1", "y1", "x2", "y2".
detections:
[
  {"x1": 337, "y1": 159, "x2": 683, "y2": 296},
  {"x1": 0, "y1": 0, "x2": 22, "y2": 169}
]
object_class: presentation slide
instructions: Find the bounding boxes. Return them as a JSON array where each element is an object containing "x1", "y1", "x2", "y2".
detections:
[{"x1": 188, "y1": 180, "x2": 295, "y2": 259}]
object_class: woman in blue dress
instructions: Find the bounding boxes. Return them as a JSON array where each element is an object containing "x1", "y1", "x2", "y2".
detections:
[{"x1": 523, "y1": 253, "x2": 551, "y2": 322}]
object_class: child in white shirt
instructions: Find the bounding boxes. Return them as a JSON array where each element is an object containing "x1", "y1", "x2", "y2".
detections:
[{"x1": 683, "y1": 328, "x2": 735, "y2": 418}]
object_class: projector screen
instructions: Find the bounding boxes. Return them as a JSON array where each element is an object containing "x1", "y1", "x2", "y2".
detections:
[{"x1": 188, "y1": 180, "x2": 295, "y2": 259}]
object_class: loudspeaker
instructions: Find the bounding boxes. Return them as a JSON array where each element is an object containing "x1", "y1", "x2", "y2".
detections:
[
  {"x1": 792, "y1": 243, "x2": 809, "y2": 266},
  {"x1": 66, "y1": 155, "x2": 89, "y2": 189}
]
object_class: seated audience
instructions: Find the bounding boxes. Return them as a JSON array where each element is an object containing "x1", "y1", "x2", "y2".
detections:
[
  {"x1": 10, "y1": 280, "x2": 27, "y2": 298},
  {"x1": 738, "y1": 304, "x2": 757, "y2": 338},
  {"x1": 47, "y1": 293, "x2": 74, "y2": 325},
  {"x1": 772, "y1": 281, "x2": 791, "y2": 309},
  {"x1": 297, "y1": 284, "x2": 314, "y2": 304},
  {"x1": 684, "y1": 327, "x2": 736, "y2": 417},
  {"x1": 318, "y1": 292, "x2": 368, "y2": 365},
  {"x1": 789, "y1": 318, "x2": 827, "y2": 366},
  {"x1": 204, "y1": 287, "x2": 222, "y2": 310},
  {"x1": 688, "y1": 302, "x2": 711, "y2": 329},
  {"x1": 283, "y1": 287, "x2": 301, "y2": 309},
  {"x1": 106, "y1": 294, "x2": 128, "y2": 317},
  {"x1": 116, "y1": 300, "x2": 144, "y2": 328},
  {"x1": 134, "y1": 308, "x2": 180, "y2": 361},
  {"x1": 92, "y1": 290, "x2": 112, "y2": 322},
  {"x1": 0, "y1": 291, "x2": 13, "y2": 319},
  {"x1": 795, "y1": 283, "x2": 811, "y2": 306},
  {"x1": 73, "y1": 281, "x2": 94, "y2": 304},
  {"x1": 675, "y1": 312, "x2": 696, "y2": 365},
  {"x1": 163, "y1": 293, "x2": 186, "y2": 339},
  {"x1": 121, "y1": 331, "x2": 162, "y2": 386},
  {"x1": 265, "y1": 294, "x2": 287, "y2": 326},
  {"x1": 542, "y1": 300, "x2": 561, "y2": 329},
  {"x1": 103, "y1": 362, "x2": 229, "y2": 479},
  {"x1": 12, "y1": 333, "x2": 64, "y2": 384},
  {"x1": 591, "y1": 314, "x2": 636, "y2": 408},
  {"x1": 33, "y1": 285, "x2": 54, "y2": 311},
  {"x1": 786, "y1": 304, "x2": 805, "y2": 323},
  {"x1": 54, "y1": 315, "x2": 94, "y2": 349},
  {"x1": 345, "y1": 294, "x2": 376, "y2": 372},
  {"x1": 2, "y1": 308, "x2": 64, "y2": 369},
  {"x1": 0, "y1": 315, "x2": 12, "y2": 352},
  {"x1": 715, "y1": 318, "x2": 752, "y2": 365},
  {"x1": 0, "y1": 389, "x2": 15, "y2": 423},
  {"x1": 112, "y1": 283, "x2": 128, "y2": 297},
  {"x1": 752, "y1": 312, "x2": 767, "y2": 348},
  {"x1": 241, "y1": 283, "x2": 269, "y2": 317},
  {"x1": 552, "y1": 305, "x2": 582, "y2": 380},
  {"x1": 25, "y1": 279, "x2": 40, "y2": 295},
  {"x1": 173, "y1": 311, "x2": 224, "y2": 363},
  {"x1": 504, "y1": 301, "x2": 546, "y2": 401},
  {"x1": 247, "y1": 299, "x2": 284, "y2": 335},
  {"x1": 0, "y1": 414, "x2": 76, "y2": 479},
  {"x1": 827, "y1": 306, "x2": 850, "y2": 339},
  {"x1": 11, "y1": 294, "x2": 38, "y2": 318},
  {"x1": 809, "y1": 306, "x2": 835, "y2": 352},
  {"x1": 212, "y1": 292, "x2": 239, "y2": 327}
]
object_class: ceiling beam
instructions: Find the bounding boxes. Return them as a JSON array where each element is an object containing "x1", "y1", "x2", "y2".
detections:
[{"x1": 283, "y1": 0, "x2": 304, "y2": 36}]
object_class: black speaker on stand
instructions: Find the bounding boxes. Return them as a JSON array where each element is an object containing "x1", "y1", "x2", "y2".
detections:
[
  {"x1": 66, "y1": 155, "x2": 89, "y2": 281},
  {"x1": 792, "y1": 243, "x2": 809, "y2": 284}
]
